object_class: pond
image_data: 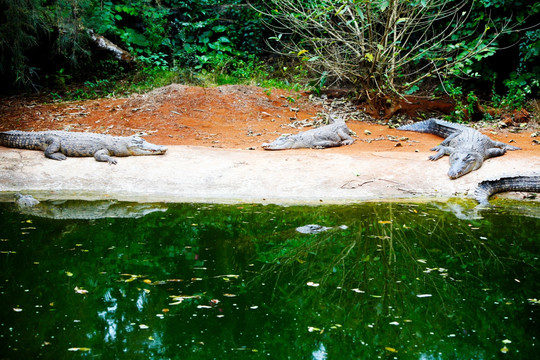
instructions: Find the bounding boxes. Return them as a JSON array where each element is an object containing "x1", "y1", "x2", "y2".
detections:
[{"x1": 0, "y1": 199, "x2": 538, "y2": 359}]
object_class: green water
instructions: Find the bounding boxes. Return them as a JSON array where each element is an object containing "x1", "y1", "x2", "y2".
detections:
[{"x1": 0, "y1": 200, "x2": 538, "y2": 359}]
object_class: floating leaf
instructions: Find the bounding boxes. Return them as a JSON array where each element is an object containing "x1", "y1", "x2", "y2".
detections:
[
  {"x1": 143, "y1": 279, "x2": 152, "y2": 284},
  {"x1": 169, "y1": 294, "x2": 201, "y2": 305},
  {"x1": 216, "y1": 274, "x2": 239, "y2": 279},
  {"x1": 74, "y1": 286, "x2": 88, "y2": 294},
  {"x1": 308, "y1": 326, "x2": 322, "y2": 333}
]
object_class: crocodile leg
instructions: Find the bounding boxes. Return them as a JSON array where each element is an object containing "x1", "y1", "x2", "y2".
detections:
[
  {"x1": 312, "y1": 140, "x2": 341, "y2": 148},
  {"x1": 336, "y1": 128, "x2": 355, "y2": 145},
  {"x1": 44, "y1": 137, "x2": 67, "y2": 160},
  {"x1": 428, "y1": 145, "x2": 451, "y2": 161},
  {"x1": 94, "y1": 149, "x2": 118, "y2": 165},
  {"x1": 491, "y1": 140, "x2": 521, "y2": 151},
  {"x1": 485, "y1": 147, "x2": 508, "y2": 158},
  {"x1": 438, "y1": 131, "x2": 460, "y2": 146}
]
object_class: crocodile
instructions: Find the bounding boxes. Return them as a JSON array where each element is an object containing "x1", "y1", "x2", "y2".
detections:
[
  {"x1": 474, "y1": 175, "x2": 540, "y2": 205},
  {"x1": 0, "y1": 130, "x2": 167, "y2": 164},
  {"x1": 397, "y1": 118, "x2": 520, "y2": 179},
  {"x1": 261, "y1": 121, "x2": 354, "y2": 150},
  {"x1": 14, "y1": 199, "x2": 168, "y2": 219},
  {"x1": 15, "y1": 193, "x2": 40, "y2": 208}
]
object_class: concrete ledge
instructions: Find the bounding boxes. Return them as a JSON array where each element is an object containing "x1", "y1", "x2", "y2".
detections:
[{"x1": 1, "y1": 146, "x2": 538, "y2": 204}]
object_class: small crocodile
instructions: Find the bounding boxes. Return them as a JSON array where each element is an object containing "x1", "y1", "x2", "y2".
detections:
[
  {"x1": 13, "y1": 199, "x2": 168, "y2": 219},
  {"x1": 15, "y1": 193, "x2": 40, "y2": 208},
  {"x1": 0, "y1": 130, "x2": 167, "y2": 164},
  {"x1": 262, "y1": 121, "x2": 354, "y2": 150},
  {"x1": 474, "y1": 175, "x2": 540, "y2": 205},
  {"x1": 397, "y1": 118, "x2": 520, "y2": 179}
]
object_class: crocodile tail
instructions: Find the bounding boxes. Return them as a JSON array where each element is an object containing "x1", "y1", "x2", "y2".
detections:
[
  {"x1": 397, "y1": 118, "x2": 465, "y2": 138},
  {"x1": 474, "y1": 175, "x2": 540, "y2": 204},
  {"x1": 0, "y1": 131, "x2": 44, "y2": 150}
]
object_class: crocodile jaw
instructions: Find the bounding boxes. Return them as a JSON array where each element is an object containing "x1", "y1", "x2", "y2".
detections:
[
  {"x1": 261, "y1": 135, "x2": 296, "y2": 150},
  {"x1": 127, "y1": 137, "x2": 168, "y2": 156},
  {"x1": 448, "y1": 151, "x2": 483, "y2": 179}
]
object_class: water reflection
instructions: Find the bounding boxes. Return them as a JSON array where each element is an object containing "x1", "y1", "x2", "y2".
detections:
[
  {"x1": 0, "y1": 200, "x2": 538, "y2": 358},
  {"x1": 98, "y1": 289, "x2": 118, "y2": 343}
]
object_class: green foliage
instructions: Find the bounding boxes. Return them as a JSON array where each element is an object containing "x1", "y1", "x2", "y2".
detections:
[
  {"x1": 443, "y1": 0, "x2": 540, "y2": 109},
  {"x1": 443, "y1": 81, "x2": 481, "y2": 122},
  {"x1": 1, "y1": 0, "x2": 538, "y2": 110},
  {"x1": 0, "y1": 0, "x2": 49, "y2": 89},
  {"x1": 0, "y1": 0, "x2": 271, "y2": 93}
]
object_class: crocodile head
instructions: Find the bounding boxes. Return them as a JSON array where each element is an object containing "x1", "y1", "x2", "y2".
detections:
[
  {"x1": 126, "y1": 136, "x2": 168, "y2": 156},
  {"x1": 261, "y1": 135, "x2": 298, "y2": 150},
  {"x1": 448, "y1": 151, "x2": 483, "y2": 179}
]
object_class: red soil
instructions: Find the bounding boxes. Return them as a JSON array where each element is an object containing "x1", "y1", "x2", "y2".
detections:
[{"x1": 0, "y1": 84, "x2": 538, "y2": 154}]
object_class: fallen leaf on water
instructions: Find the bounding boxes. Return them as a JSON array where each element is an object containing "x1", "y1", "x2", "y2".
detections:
[
  {"x1": 216, "y1": 274, "x2": 240, "y2": 279},
  {"x1": 169, "y1": 294, "x2": 201, "y2": 305},
  {"x1": 143, "y1": 279, "x2": 152, "y2": 284},
  {"x1": 307, "y1": 326, "x2": 323, "y2": 333},
  {"x1": 74, "y1": 286, "x2": 88, "y2": 294}
]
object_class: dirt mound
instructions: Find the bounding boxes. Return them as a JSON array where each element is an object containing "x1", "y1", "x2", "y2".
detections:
[{"x1": 125, "y1": 83, "x2": 190, "y2": 110}]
